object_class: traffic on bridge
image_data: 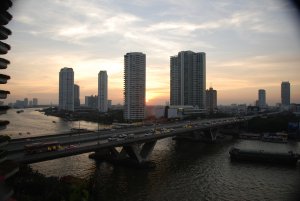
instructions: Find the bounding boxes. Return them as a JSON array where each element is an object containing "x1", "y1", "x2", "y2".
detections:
[{"x1": 3, "y1": 116, "x2": 250, "y2": 164}]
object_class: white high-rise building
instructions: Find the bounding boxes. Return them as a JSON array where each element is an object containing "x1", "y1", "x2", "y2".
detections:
[
  {"x1": 281, "y1": 81, "x2": 290, "y2": 106},
  {"x1": 170, "y1": 51, "x2": 206, "y2": 109},
  {"x1": 258, "y1": 89, "x2": 266, "y2": 108},
  {"x1": 124, "y1": 52, "x2": 146, "y2": 121},
  {"x1": 98, "y1": 71, "x2": 108, "y2": 112},
  {"x1": 59, "y1": 67, "x2": 74, "y2": 111}
]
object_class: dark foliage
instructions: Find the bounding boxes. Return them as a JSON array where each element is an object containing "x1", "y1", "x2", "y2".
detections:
[
  {"x1": 7, "y1": 165, "x2": 90, "y2": 201},
  {"x1": 247, "y1": 112, "x2": 299, "y2": 133}
]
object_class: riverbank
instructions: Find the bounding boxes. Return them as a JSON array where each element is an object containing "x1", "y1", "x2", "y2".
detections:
[
  {"x1": 7, "y1": 165, "x2": 90, "y2": 201},
  {"x1": 41, "y1": 107, "x2": 124, "y2": 124}
]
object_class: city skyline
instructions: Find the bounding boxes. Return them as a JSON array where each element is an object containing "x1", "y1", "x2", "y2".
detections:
[{"x1": 3, "y1": 0, "x2": 300, "y2": 105}]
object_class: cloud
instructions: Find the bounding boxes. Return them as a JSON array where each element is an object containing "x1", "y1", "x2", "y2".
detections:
[{"x1": 4, "y1": 0, "x2": 300, "y2": 105}]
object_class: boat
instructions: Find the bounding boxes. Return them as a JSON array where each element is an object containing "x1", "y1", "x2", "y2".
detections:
[
  {"x1": 262, "y1": 132, "x2": 288, "y2": 143},
  {"x1": 52, "y1": 121, "x2": 56, "y2": 123},
  {"x1": 16, "y1": 110, "x2": 24, "y2": 114},
  {"x1": 229, "y1": 147, "x2": 299, "y2": 165}
]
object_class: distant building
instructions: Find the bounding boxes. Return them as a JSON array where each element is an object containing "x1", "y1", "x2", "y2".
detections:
[
  {"x1": 24, "y1": 98, "x2": 28, "y2": 108},
  {"x1": 32, "y1": 98, "x2": 38, "y2": 106},
  {"x1": 258, "y1": 89, "x2": 266, "y2": 109},
  {"x1": 206, "y1": 87, "x2": 217, "y2": 113},
  {"x1": 14, "y1": 100, "x2": 25, "y2": 108},
  {"x1": 98, "y1": 71, "x2": 108, "y2": 112},
  {"x1": 247, "y1": 106, "x2": 260, "y2": 114},
  {"x1": 281, "y1": 81, "x2": 290, "y2": 106},
  {"x1": 59, "y1": 67, "x2": 74, "y2": 111},
  {"x1": 167, "y1": 105, "x2": 206, "y2": 119},
  {"x1": 85, "y1": 95, "x2": 98, "y2": 108},
  {"x1": 124, "y1": 52, "x2": 146, "y2": 121},
  {"x1": 107, "y1": 100, "x2": 112, "y2": 109},
  {"x1": 111, "y1": 104, "x2": 123, "y2": 110},
  {"x1": 29, "y1": 100, "x2": 32, "y2": 107},
  {"x1": 290, "y1": 104, "x2": 300, "y2": 117},
  {"x1": 218, "y1": 104, "x2": 247, "y2": 115},
  {"x1": 74, "y1": 84, "x2": 80, "y2": 107},
  {"x1": 170, "y1": 51, "x2": 206, "y2": 109}
]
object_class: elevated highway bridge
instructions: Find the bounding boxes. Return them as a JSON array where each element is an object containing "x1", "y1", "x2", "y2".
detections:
[{"x1": 3, "y1": 116, "x2": 255, "y2": 165}]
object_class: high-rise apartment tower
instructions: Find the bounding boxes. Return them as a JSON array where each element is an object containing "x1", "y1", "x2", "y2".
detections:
[
  {"x1": 59, "y1": 67, "x2": 74, "y2": 111},
  {"x1": 74, "y1": 84, "x2": 80, "y2": 107},
  {"x1": 206, "y1": 87, "x2": 217, "y2": 113},
  {"x1": 124, "y1": 52, "x2": 146, "y2": 120},
  {"x1": 281, "y1": 81, "x2": 290, "y2": 106},
  {"x1": 258, "y1": 89, "x2": 266, "y2": 108},
  {"x1": 170, "y1": 51, "x2": 206, "y2": 109},
  {"x1": 98, "y1": 71, "x2": 108, "y2": 112}
]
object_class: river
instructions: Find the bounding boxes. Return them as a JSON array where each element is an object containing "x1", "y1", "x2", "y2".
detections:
[{"x1": 1, "y1": 108, "x2": 300, "y2": 201}]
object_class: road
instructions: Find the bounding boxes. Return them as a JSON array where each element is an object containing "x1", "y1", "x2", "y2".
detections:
[{"x1": 4, "y1": 117, "x2": 249, "y2": 163}]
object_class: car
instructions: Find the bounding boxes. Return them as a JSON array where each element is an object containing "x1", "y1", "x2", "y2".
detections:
[
  {"x1": 118, "y1": 134, "x2": 127, "y2": 138},
  {"x1": 108, "y1": 137, "x2": 117, "y2": 141},
  {"x1": 65, "y1": 145, "x2": 77, "y2": 150},
  {"x1": 127, "y1": 134, "x2": 135, "y2": 139}
]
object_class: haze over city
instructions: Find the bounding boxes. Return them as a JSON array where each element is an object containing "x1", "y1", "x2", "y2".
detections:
[{"x1": 4, "y1": 0, "x2": 300, "y2": 105}]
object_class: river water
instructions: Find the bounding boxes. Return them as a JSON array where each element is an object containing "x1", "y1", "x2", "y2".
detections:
[{"x1": 1, "y1": 108, "x2": 300, "y2": 201}]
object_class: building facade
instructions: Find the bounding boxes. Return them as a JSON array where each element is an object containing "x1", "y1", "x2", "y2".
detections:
[
  {"x1": 170, "y1": 51, "x2": 206, "y2": 109},
  {"x1": 74, "y1": 84, "x2": 80, "y2": 107},
  {"x1": 206, "y1": 87, "x2": 217, "y2": 113},
  {"x1": 85, "y1": 95, "x2": 98, "y2": 108},
  {"x1": 281, "y1": 81, "x2": 290, "y2": 106},
  {"x1": 59, "y1": 67, "x2": 74, "y2": 111},
  {"x1": 0, "y1": 2, "x2": 19, "y2": 200},
  {"x1": 258, "y1": 89, "x2": 266, "y2": 109},
  {"x1": 32, "y1": 98, "x2": 38, "y2": 106},
  {"x1": 23, "y1": 98, "x2": 28, "y2": 107},
  {"x1": 124, "y1": 52, "x2": 146, "y2": 120},
  {"x1": 98, "y1": 71, "x2": 108, "y2": 112},
  {"x1": 107, "y1": 99, "x2": 112, "y2": 109}
]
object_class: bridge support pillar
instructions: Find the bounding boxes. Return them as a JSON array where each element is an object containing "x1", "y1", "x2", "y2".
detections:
[
  {"x1": 203, "y1": 129, "x2": 218, "y2": 142},
  {"x1": 89, "y1": 140, "x2": 157, "y2": 168},
  {"x1": 174, "y1": 129, "x2": 218, "y2": 142},
  {"x1": 220, "y1": 124, "x2": 240, "y2": 137}
]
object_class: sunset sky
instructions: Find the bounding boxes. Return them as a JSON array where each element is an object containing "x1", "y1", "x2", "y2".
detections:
[{"x1": 3, "y1": 0, "x2": 300, "y2": 105}]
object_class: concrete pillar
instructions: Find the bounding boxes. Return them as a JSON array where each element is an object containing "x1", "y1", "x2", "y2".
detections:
[{"x1": 91, "y1": 141, "x2": 157, "y2": 165}]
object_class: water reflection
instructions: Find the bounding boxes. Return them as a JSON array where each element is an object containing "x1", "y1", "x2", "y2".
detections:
[{"x1": 2, "y1": 109, "x2": 300, "y2": 200}]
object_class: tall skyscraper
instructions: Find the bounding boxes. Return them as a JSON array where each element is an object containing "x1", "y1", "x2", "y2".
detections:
[
  {"x1": 98, "y1": 71, "x2": 108, "y2": 112},
  {"x1": 258, "y1": 89, "x2": 266, "y2": 108},
  {"x1": 170, "y1": 51, "x2": 206, "y2": 109},
  {"x1": 124, "y1": 52, "x2": 146, "y2": 120},
  {"x1": 59, "y1": 67, "x2": 74, "y2": 111},
  {"x1": 281, "y1": 81, "x2": 290, "y2": 106},
  {"x1": 74, "y1": 84, "x2": 80, "y2": 107},
  {"x1": 206, "y1": 87, "x2": 217, "y2": 113}
]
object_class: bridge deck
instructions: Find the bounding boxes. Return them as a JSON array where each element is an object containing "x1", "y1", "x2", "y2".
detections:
[{"x1": 4, "y1": 117, "x2": 251, "y2": 164}]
